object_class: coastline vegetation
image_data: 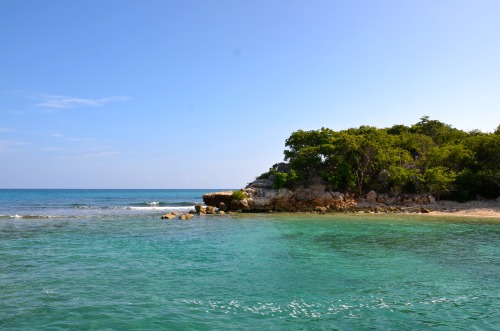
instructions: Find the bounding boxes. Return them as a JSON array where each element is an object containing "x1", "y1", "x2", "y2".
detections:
[
  {"x1": 259, "y1": 116, "x2": 499, "y2": 201},
  {"x1": 232, "y1": 190, "x2": 248, "y2": 200}
]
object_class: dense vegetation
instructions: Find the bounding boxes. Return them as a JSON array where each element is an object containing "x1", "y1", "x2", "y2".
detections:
[{"x1": 260, "y1": 117, "x2": 499, "y2": 201}]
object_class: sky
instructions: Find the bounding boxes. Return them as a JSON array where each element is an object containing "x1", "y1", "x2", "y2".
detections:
[{"x1": 1, "y1": 0, "x2": 499, "y2": 189}]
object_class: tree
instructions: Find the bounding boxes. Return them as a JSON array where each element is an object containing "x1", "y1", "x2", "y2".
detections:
[
  {"x1": 423, "y1": 166, "x2": 456, "y2": 200},
  {"x1": 411, "y1": 116, "x2": 467, "y2": 145},
  {"x1": 279, "y1": 117, "x2": 498, "y2": 200},
  {"x1": 422, "y1": 144, "x2": 474, "y2": 173}
]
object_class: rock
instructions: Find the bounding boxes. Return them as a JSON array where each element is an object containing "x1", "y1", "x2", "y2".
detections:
[
  {"x1": 203, "y1": 191, "x2": 234, "y2": 207},
  {"x1": 179, "y1": 213, "x2": 194, "y2": 220},
  {"x1": 217, "y1": 210, "x2": 225, "y2": 215},
  {"x1": 330, "y1": 192, "x2": 344, "y2": 200},
  {"x1": 205, "y1": 206, "x2": 217, "y2": 214},
  {"x1": 195, "y1": 205, "x2": 206, "y2": 214},
  {"x1": 218, "y1": 202, "x2": 227, "y2": 212},
  {"x1": 275, "y1": 162, "x2": 291, "y2": 173},
  {"x1": 189, "y1": 209, "x2": 196, "y2": 214},
  {"x1": 315, "y1": 206, "x2": 327, "y2": 214},
  {"x1": 248, "y1": 179, "x2": 274, "y2": 188},
  {"x1": 230, "y1": 198, "x2": 251, "y2": 211},
  {"x1": 201, "y1": 177, "x2": 445, "y2": 213},
  {"x1": 366, "y1": 190, "x2": 378, "y2": 203},
  {"x1": 253, "y1": 197, "x2": 273, "y2": 210},
  {"x1": 385, "y1": 197, "x2": 398, "y2": 205},
  {"x1": 161, "y1": 213, "x2": 176, "y2": 219},
  {"x1": 414, "y1": 196, "x2": 424, "y2": 204},
  {"x1": 420, "y1": 207, "x2": 431, "y2": 213},
  {"x1": 377, "y1": 194, "x2": 388, "y2": 204}
]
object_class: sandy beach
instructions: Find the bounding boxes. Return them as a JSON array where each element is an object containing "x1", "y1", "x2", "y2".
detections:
[{"x1": 425, "y1": 200, "x2": 500, "y2": 218}]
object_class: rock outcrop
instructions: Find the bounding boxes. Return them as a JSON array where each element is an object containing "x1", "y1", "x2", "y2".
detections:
[
  {"x1": 203, "y1": 177, "x2": 352, "y2": 212},
  {"x1": 202, "y1": 191, "x2": 233, "y2": 209},
  {"x1": 202, "y1": 177, "x2": 438, "y2": 214}
]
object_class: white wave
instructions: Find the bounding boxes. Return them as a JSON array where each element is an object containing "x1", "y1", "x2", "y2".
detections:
[
  {"x1": 127, "y1": 206, "x2": 195, "y2": 211},
  {"x1": 9, "y1": 214, "x2": 61, "y2": 219},
  {"x1": 147, "y1": 201, "x2": 160, "y2": 206}
]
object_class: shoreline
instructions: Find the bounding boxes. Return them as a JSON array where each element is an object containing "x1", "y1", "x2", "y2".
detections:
[
  {"x1": 418, "y1": 200, "x2": 500, "y2": 218},
  {"x1": 201, "y1": 188, "x2": 500, "y2": 218},
  {"x1": 196, "y1": 199, "x2": 500, "y2": 219}
]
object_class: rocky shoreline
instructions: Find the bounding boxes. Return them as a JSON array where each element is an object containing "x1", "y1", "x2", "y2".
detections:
[
  {"x1": 160, "y1": 178, "x2": 500, "y2": 220},
  {"x1": 199, "y1": 177, "x2": 500, "y2": 217}
]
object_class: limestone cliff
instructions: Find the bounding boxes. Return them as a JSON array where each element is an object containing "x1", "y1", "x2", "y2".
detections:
[{"x1": 202, "y1": 177, "x2": 437, "y2": 213}]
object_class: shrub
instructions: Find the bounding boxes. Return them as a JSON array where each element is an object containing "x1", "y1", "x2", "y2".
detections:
[
  {"x1": 273, "y1": 169, "x2": 300, "y2": 189},
  {"x1": 232, "y1": 190, "x2": 248, "y2": 200}
]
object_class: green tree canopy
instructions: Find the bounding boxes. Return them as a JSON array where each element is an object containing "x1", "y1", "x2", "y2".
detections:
[{"x1": 272, "y1": 116, "x2": 499, "y2": 200}]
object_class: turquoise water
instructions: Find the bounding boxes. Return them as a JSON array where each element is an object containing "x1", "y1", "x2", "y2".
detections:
[{"x1": 1, "y1": 190, "x2": 499, "y2": 330}]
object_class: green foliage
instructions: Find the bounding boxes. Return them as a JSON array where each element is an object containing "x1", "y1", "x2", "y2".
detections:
[
  {"x1": 387, "y1": 124, "x2": 410, "y2": 135},
  {"x1": 324, "y1": 163, "x2": 356, "y2": 191},
  {"x1": 279, "y1": 116, "x2": 499, "y2": 200},
  {"x1": 411, "y1": 116, "x2": 468, "y2": 145},
  {"x1": 386, "y1": 166, "x2": 421, "y2": 194},
  {"x1": 272, "y1": 169, "x2": 300, "y2": 189},
  {"x1": 422, "y1": 145, "x2": 475, "y2": 172},
  {"x1": 423, "y1": 166, "x2": 456, "y2": 199},
  {"x1": 232, "y1": 190, "x2": 247, "y2": 200}
]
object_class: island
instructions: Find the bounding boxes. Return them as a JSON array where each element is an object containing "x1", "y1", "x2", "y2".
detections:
[{"x1": 202, "y1": 117, "x2": 500, "y2": 217}]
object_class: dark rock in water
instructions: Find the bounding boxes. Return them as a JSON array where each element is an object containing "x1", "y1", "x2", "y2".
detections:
[
  {"x1": 179, "y1": 213, "x2": 194, "y2": 220},
  {"x1": 195, "y1": 205, "x2": 206, "y2": 214},
  {"x1": 161, "y1": 213, "x2": 176, "y2": 219},
  {"x1": 205, "y1": 206, "x2": 217, "y2": 214},
  {"x1": 218, "y1": 202, "x2": 228, "y2": 212}
]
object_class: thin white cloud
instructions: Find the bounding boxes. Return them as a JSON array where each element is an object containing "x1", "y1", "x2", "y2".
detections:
[
  {"x1": 0, "y1": 140, "x2": 27, "y2": 152},
  {"x1": 0, "y1": 127, "x2": 14, "y2": 132},
  {"x1": 82, "y1": 151, "x2": 122, "y2": 158},
  {"x1": 39, "y1": 146, "x2": 65, "y2": 152},
  {"x1": 36, "y1": 94, "x2": 130, "y2": 109}
]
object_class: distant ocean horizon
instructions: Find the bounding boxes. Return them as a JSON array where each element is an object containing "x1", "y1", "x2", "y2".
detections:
[
  {"x1": 1, "y1": 189, "x2": 499, "y2": 330},
  {"x1": 0, "y1": 189, "x2": 226, "y2": 220}
]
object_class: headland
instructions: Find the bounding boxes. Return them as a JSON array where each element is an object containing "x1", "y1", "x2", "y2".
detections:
[{"x1": 201, "y1": 177, "x2": 500, "y2": 218}]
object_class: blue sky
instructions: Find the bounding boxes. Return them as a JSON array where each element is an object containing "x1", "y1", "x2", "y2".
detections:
[{"x1": 1, "y1": 0, "x2": 499, "y2": 188}]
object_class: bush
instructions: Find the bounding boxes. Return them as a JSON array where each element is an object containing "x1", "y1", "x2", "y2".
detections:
[
  {"x1": 273, "y1": 169, "x2": 300, "y2": 189},
  {"x1": 232, "y1": 190, "x2": 248, "y2": 200}
]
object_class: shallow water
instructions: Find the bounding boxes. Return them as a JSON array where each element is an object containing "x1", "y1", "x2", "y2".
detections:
[{"x1": 0, "y1": 190, "x2": 499, "y2": 330}]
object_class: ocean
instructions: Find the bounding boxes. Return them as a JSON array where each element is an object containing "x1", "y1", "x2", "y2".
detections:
[{"x1": 1, "y1": 189, "x2": 499, "y2": 330}]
